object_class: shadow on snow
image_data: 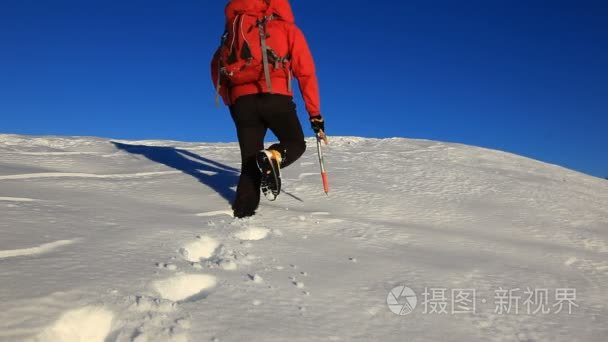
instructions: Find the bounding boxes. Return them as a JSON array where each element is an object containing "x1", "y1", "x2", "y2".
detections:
[{"x1": 112, "y1": 142, "x2": 238, "y2": 204}]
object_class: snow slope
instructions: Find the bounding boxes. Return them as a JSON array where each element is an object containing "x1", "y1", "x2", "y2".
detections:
[{"x1": 0, "y1": 133, "x2": 606, "y2": 341}]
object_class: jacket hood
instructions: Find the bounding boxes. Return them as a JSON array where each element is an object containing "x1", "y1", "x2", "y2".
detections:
[{"x1": 225, "y1": 0, "x2": 295, "y2": 23}]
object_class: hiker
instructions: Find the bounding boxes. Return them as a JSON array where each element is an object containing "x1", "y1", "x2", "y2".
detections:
[{"x1": 211, "y1": 0, "x2": 325, "y2": 218}]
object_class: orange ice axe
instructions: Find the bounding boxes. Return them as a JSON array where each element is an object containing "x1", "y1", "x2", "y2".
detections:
[{"x1": 316, "y1": 131, "x2": 329, "y2": 195}]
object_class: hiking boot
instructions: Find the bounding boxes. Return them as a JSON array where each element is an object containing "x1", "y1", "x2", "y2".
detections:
[
  {"x1": 233, "y1": 207, "x2": 256, "y2": 219},
  {"x1": 256, "y1": 149, "x2": 282, "y2": 201}
]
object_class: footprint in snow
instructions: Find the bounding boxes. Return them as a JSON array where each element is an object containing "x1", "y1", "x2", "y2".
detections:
[
  {"x1": 151, "y1": 273, "x2": 217, "y2": 302},
  {"x1": 130, "y1": 295, "x2": 177, "y2": 313},
  {"x1": 234, "y1": 227, "x2": 270, "y2": 241},
  {"x1": 37, "y1": 306, "x2": 114, "y2": 342},
  {"x1": 179, "y1": 235, "x2": 220, "y2": 262},
  {"x1": 248, "y1": 274, "x2": 264, "y2": 284},
  {"x1": 156, "y1": 262, "x2": 178, "y2": 271}
]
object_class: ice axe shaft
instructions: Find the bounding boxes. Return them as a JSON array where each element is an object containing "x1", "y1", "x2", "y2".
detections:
[{"x1": 316, "y1": 132, "x2": 329, "y2": 195}]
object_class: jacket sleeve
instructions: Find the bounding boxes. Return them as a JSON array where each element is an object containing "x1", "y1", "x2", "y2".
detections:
[
  {"x1": 289, "y1": 26, "x2": 321, "y2": 116},
  {"x1": 211, "y1": 49, "x2": 229, "y2": 105}
]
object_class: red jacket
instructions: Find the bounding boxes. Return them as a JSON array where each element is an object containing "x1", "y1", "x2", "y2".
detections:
[{"x1": 211, "y1": 0, "x2": 321, "y2": 117}]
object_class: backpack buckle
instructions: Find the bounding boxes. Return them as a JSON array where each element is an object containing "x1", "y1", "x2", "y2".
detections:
[{"x1": 256, "y1": 14, "x2": 274, "y2": 27}]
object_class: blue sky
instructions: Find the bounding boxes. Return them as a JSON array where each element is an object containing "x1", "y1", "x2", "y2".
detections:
[{"x1": 0, "y1": 0, "x2": 606, "y2": 177}]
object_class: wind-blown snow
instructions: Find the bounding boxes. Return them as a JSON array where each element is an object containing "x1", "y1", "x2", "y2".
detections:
[
  {"x1": 0, "y1": 197, "x2": 39, "y2": 202},
  {"x1": 0, "y1": 239, "x2": 76, "y2": 259},
  {"x1": 196, "y1": 210, "x2": 233, "y2": 218},
  {"x1": 0, "y1": 133, "x2": 606, "y2": 341},
  {"x1": 0, "y1": 171, "x2": 180, "y2": 181}
]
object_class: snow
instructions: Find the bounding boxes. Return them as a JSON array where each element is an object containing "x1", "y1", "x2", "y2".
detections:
[
  {"x1": 0, "y1": 171, "x2": 180, "y2": 181},
  {"x1": 1, "y1": 133, "x2": 607, "y2": 341},
  {"x1": 151, "y1": 274, "x2": 217, "y2": 302},
  {"x1": 0, "y1": 197, "x2": 39, "y2": 202},
  {"x1": 248, "y1": 273, "x2": 265, "y2": 284},
  {"x1": 35, "y1": 306, "x2": 114, "y2": 342},
  {"x1": 196, "y1": 210, "x2": 233, "y2": 218},
  {"x1": 179, "y1": 236, "x2": 220, "y2": 262},
  {"x1": 234, "y1": 226, "x2": 270, "y2": 241},
  {"x1": 0, "y1": 239, "x2": 76, "y2": 259}
]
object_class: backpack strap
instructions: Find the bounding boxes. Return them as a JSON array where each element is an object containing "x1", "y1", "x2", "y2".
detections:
[
  {"x1": 257, "y1": 15, "x2": 274, "y2": 93},
  {"x1": 261, "y1": 11, "x2": 293, "y2": 93},
  {"x1": 215, "y1": 30, "x2": 229, "y2": 107},
  {"x1": 267, "y1": 49, "x2": 292, "y2": 92}
]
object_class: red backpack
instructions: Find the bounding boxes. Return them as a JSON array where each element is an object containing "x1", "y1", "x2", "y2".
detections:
[{"x1": 214, "y1": 10, "x2": 291, "y2": 97}]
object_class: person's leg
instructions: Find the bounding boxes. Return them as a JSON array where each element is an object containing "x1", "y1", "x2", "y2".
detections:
[
  {"x1": 229, "y1": 95, "x2": 266, "y2": 217},
  {"x1": 260, "y1": 94, "x2": 306, "y2": 168}
]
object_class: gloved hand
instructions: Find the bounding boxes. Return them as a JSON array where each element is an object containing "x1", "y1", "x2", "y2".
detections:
[{"x1": 309, "y1": 115, "x2": 325, "y2": 135}]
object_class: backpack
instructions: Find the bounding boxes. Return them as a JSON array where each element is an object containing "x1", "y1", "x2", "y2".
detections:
[{"x1": 214, "y1": 11, "x2": 291, "y2": 97}]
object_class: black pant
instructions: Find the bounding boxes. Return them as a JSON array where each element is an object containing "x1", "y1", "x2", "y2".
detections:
[{"x1": 229, "y1": 94, "x2": 306, "y2": 213}]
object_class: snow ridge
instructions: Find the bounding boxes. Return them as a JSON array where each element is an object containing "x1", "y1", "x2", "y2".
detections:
[
  {"x1": 0, "y1": 134, "x2": 606, "y2": 341},
  {"x1": 0, "y1": 240, "x2": 76, "y2": 259}
]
